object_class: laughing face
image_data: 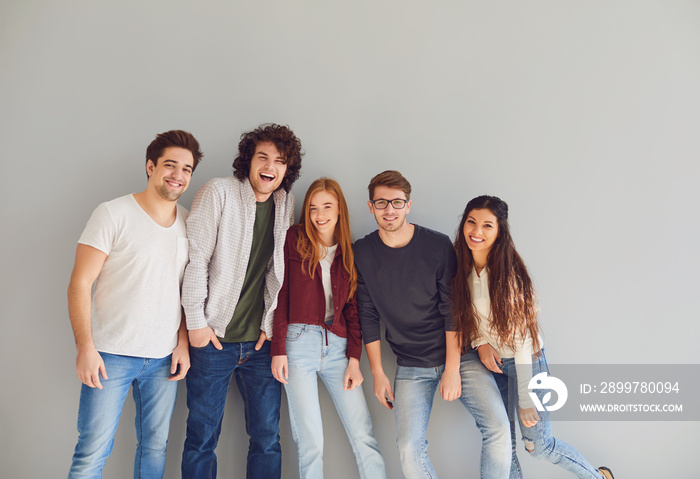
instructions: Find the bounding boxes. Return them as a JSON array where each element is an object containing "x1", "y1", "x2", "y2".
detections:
[
  {"x1": 248, "y1": 141, "x2": 287, "y2": 202},
  {"x1": 146, "y1": 147, "x2": 194, "y2": 201},
  {"x1": 463, "y1": 208, "x2": 499, "y2": 256},
  {"x1": 368, "y1": 185, "x2": 411, "y2": 234}
]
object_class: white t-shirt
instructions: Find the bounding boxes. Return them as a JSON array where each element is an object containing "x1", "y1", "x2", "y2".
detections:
[
  {"x1": 78, "y1": 194, "x2": 189, "y2": 358},
  {"x1": 320, "y1": 244, "x2": 338, "y2": 324}
]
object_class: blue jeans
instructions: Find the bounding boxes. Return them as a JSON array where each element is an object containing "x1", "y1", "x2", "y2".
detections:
[
  {"x1": 495, "y1": 349, "x2": 602, "y2": 479},
  {"x1": 284, "y1": 324, "x2": 385, "y2": 479},
  {"x1": 181, "y1": 340, "x2": 282, "y2": 479},
  {"x1": 393, "y1": 352, "x2": 512, "y2": 479},
  {"x1": 458, "y1": 350, "x2": 513, "y2": 479},
  {"x1": 393, "y1": 364, "x2": 442, "y2": 479},
  {"x1": 68, "y1": 353, "x2": 178, "y2": 479}
]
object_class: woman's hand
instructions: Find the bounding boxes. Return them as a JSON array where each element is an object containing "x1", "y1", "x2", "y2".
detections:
[
  {"x1": 344, "y1": 357, "x2": 363, "y2": 390},
  {"x1": 271, "y1": 355, "x2": 288, "y2": 384},
  {"x1": 477, "y1": 343, "x2": 503, "y2": 374},
  {"x1": 519, "y1": 406, "x2": 540, "y2": 428}
]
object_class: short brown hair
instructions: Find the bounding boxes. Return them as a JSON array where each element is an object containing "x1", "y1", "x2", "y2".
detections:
[
  {"x1": 145, "y1": 130, "x2": 203, "y2": 178},
  {"x1": 367, "y1": 170, "x2": 412, "y2": 201}
]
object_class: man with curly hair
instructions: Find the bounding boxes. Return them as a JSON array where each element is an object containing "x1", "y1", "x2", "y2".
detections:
[{"x1": 181, "y1": 123, "x2": 303, "y2": 478}]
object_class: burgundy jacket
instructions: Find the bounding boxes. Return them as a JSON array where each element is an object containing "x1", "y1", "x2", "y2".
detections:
[{"x1": 271, "y1": 225, "x2": 362, "y2": 360}]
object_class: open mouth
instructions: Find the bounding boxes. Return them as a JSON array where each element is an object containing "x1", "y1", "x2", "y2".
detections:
[
  {"x1": 316, "y1": 219, "x2": 330, "y2": 226},
  {"x1": 260, "y1": 172, "x2": 276, "y2": 183},
  {"x1": 165, "y1": 180, "x2": 183, "y2": 188},
  {"x1": 469, "y1": 236, "x2": 485, "y2": 243}
]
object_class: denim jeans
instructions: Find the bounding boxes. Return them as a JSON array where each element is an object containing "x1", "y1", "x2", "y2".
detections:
[
  {"x1": 68, "y1": 353, "x2": 178, "y2": 479},
  {"x1": 495, "y1": 349, "x2": 602, "y2": 479},
  {"x1": 458, "y1": 350, "x2": 513, "y2": 479},
  {"x1": 393, "y1": 363, "x2": 442, "y2": 479},
  {"x1": 181, "y1": 340, "x2": 282, "y2": 479},
  {"x1": 284, "y1": 324, "x2": 385, "y2": 479}
]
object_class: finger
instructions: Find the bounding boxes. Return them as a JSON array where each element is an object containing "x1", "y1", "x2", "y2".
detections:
[
  {"x1": 283, "y1": 362, "x2": 288, "y2": 380},
  {"x1": 92, "y1": 373, "x2": 103, "y2": 390},
  {"x1": 171, "y1": 356, "x2": 178, "y2": 375},
  {"x1": 99, "y1": 362, "x2": 108, "y2": 380},
  {"x1": 387, "y1": 385, "x2": 395, "y2": 401},
  {"x1": 211, "y1": 334, "x2": 223, "y2": 350},
  {"x1": 254, "y1": 335, "x2": 265, "y2": 351}
]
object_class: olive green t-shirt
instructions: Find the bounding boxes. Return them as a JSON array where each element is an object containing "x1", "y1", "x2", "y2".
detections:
[{"x1": 220, "y1": 197, "x2": 275, "y2": 342}]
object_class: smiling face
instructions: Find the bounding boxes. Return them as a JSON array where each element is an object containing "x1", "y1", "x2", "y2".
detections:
[
  {"x1": 308, "y1": 189, "x2": 339, "y2": 246},
  {"x1": 248, "y1": 141, "x2": 287, "y2": 202},
  {"x1": 368, "y1": 185, "x2": 411, "y2": 234},
  {"x1": 146, "y1": 147, "x2": 194, "y2": 201},
  {"x1": 463, "y1": 208, "x2": 499, "y2": 256}
]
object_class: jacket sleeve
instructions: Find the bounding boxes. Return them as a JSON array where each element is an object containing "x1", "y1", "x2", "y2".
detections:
[
  {"x1": 271, "y1": 229, "x2": 293, "y2": 356},
  {"x1": 181, "y1": 180, "x2": 223, "y2": 330},
  {"x1": 342, "y1": 295, "x2": 363, "y2": 361}
]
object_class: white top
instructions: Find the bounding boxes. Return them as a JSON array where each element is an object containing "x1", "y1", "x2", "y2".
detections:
[
  {"x1": 469, "y1": 267, "x2": 543, "y2": 408},
  {"x1": 78, "y1": 194, "x2": 189, "y2": 358},
  {"x1": 320, "y1": 244, "x2": 338, "y2": 323}
]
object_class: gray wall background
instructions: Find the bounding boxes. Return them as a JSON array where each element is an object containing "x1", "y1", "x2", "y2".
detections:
[{"x1": 2, "y1": 1, "x2": 698, "y2": 478}]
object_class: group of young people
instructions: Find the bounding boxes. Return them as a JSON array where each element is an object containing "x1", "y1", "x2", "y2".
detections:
[{"x1": 66, "y1": 124, "x2": 614, "y2": 479}]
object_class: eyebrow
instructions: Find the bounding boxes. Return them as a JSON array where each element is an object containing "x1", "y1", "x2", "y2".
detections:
[
  {"x1": 162, "y1": 159, "x2": 193, "y2": 170},
  {"x1": 467, "y1": 215, "x2": 494, "y2": 223}
]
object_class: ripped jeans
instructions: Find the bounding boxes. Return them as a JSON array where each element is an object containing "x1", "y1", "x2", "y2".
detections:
[{"x1": 494, "y1": 349, "x2": 603, "y2": 479}]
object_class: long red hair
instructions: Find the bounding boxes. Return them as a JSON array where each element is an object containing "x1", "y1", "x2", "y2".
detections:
[{"x1": 296, "y1": 178, "x2": 357, "y2": 300}]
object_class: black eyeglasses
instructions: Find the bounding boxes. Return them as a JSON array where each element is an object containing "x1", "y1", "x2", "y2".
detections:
[{"x1": 371, "y1": 198, "x2": 408, "y2": 209}]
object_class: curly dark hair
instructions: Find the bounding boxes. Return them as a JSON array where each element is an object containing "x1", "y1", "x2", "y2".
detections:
[{"x1": 232, "y1": 123, "x2": 303, "y2": 192}]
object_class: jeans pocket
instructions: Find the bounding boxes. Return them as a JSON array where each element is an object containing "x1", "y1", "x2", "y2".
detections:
[
  {"x1": 190, "y1": 341, "x2": 213, "y2": 351},
  {"x1": 286, "y1": 323, "x2": 305, "y2": 342}
]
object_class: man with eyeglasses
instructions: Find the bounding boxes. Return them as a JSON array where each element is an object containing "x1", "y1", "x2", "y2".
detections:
[{"x1": 353, "y1": 170, "x2": 511, "y2": 478}]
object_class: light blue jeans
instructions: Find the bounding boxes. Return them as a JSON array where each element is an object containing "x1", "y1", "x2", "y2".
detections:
[
  {"x1": 495, "y1": 349, "x2": 603, "y2": 479},
  {"x1": 284, "y1": 324, "x2": 385, "y2": 479},
  {"x1": 68, "y1": 352, "x2": 178, "y2": 479},
  {"x1": 394, "y1": 351, "x2": 511, "y2": 479}
]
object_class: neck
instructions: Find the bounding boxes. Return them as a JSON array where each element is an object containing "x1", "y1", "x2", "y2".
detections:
[
  {"x1": 318, "y1": 231, "x2": 336, "y2": 248},
  {"x1": 472, "y1": 251, "x2": 489, "y2": 272},
  {"x1": 378, "y1": 222, "x2": 415, "y2": 248},
  {"x1": 133, "y1": 188, "x2": 178, "y2": 227}
]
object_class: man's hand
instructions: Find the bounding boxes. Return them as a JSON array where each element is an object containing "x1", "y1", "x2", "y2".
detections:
[
  {"x1": 439, "y1": 366, "x2": 461, "y2": 401},
  {"x1": 344, "y1": 358, "x2": 364, "y2": 391},
  {"x1": 188, "y1": 326, "x2": 222, "y2": 349},
  {"x1": 477, "y1": 343, "x2": 503, "y2": 374},
  {"x1": 519, "y1": 406, "x2": 540, "y2": 428},
  {"x1": 254, "y1": 330, "x2": 268, "y2": 351},
  {"x1": 271, "y1": 355, "x2": 289, "y2": 384},
  {"x1": 76, "y1": 347, "x2": 107, "y2": 389},
  {"x1": 169, "y1": 343, "x2": 190, "y2": 381},
  {"x1": 373, "y1": 371, "x2": 394, "y2": 410}
]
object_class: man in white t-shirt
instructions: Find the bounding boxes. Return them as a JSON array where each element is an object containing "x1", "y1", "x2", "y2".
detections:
[{"x1": 67, "y1": 130, "x2": 203, "y2": 479}]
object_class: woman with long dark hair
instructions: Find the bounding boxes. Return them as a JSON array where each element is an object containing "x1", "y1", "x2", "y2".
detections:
[
  {"x1": 452, "y1": 195, "x2": 614, "y2": 479},
  {"x1": 271, "y1": 178, "x2": 385, "y2": 479}
]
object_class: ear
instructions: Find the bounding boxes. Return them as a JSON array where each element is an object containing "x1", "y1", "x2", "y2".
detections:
[
  {"x1": 367, "y1": 201, "x2": 374, "y2": 214},
  {"x1": 404, "y1": 199, "x2": 412, "y2": 215},
  {"x1": 146, "y1": 159, "x2": 155, "y2": 178}
]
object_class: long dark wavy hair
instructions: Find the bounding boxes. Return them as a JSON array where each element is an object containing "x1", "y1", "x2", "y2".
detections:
[
  {"x1": 232, "y1": 123, "x2": 303, "y2": 192},
  {"x1": 452, "y1": 195, "x2": 540, "y2": 354},
  {"x1": 296, "y1": 178, "x2": 357, "y2": 300}
]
